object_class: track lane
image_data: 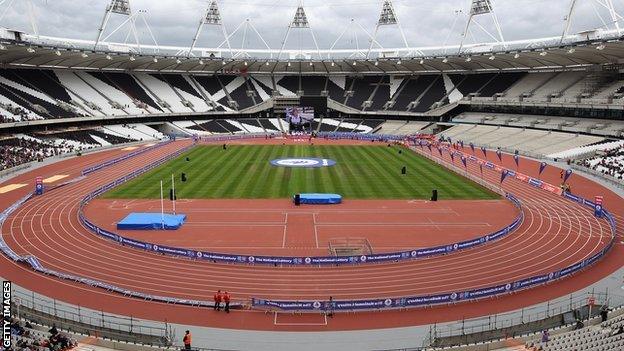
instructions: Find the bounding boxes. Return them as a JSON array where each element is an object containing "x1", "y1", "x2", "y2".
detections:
[{"x1": 1, "y1": 140, "x2": 612, "y2": 303}]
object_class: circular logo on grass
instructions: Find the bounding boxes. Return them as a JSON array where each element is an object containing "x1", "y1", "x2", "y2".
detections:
[{"x1": 270, "y1": 158, "x2": 336, "y2": 168}]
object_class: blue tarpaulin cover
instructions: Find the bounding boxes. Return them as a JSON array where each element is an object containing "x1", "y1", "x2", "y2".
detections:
[
  {"x1": 117, "y1": 212, "x2": 186, "y2": 230},
  {"x1": 297, "y1": 193, "x2": 342, "y2": 205}
]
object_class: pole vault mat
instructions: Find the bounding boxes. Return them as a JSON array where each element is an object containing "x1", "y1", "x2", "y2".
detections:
[
  {"x1": 296, "y1": 193, "x2": 342, "y2": 204},
  {"x1": 116, "y1": 212, "x2": 186, "y2": 230}
]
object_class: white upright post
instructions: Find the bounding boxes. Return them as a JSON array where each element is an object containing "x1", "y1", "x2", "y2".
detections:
[
  {"x1": 171, "y1": 173, "x2": 176, "y2": 215},
  {"x1": 160, "y1": 180, "x2": 165, "y2": 229}
]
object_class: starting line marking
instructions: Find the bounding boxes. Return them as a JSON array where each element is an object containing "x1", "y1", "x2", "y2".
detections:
[
  {"x1": 0, "y1": 183, "x2": 27, "y2": 194},
  {"x1": 273, "y1": 312, "x2": 328, "y2": 326}
]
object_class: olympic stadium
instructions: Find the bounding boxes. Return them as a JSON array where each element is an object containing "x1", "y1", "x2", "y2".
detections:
[{"x1": 0, "y1": 0, "x2": 623, "y2": 350}]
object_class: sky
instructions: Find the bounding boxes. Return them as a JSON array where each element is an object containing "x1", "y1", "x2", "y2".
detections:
[{"x1": 0, "y1": 0, "x2": 622, "y2": 51}]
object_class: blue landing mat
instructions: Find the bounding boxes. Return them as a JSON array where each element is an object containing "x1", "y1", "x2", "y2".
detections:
[
  {"x1": 117, "y1": 212, "x2": 186, "y2": 230},
  {"x1": 297, "y1": 193, "x2": 342, "y2": 205}
]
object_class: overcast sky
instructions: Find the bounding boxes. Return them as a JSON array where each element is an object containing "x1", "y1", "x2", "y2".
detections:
[{"x1": 1, "y1": 0, "x2": 622, "y2": 50}]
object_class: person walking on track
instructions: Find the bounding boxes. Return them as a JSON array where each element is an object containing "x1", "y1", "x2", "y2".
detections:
[
  {"x1": 224, "y1": 291, "x2": 231, "y2": 313},
  {"x1": 214, "y1": 290, "x2": 222, "y2": 311}
]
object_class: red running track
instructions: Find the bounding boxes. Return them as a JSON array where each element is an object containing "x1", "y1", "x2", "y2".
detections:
[
  {"x1": 84, "y1": 197, "x2": 519, "y2": 256},
  {"x1": 0, "y1": 138, "x2": 621, "y2": 331}
]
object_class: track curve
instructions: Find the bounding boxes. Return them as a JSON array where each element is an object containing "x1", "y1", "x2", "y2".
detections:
[{"x1": 1, "y1": 139, "x2": 613, "y2": 307}]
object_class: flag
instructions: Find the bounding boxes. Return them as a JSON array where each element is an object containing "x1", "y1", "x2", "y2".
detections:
[
  {"x1": 469, "y1": 142, "x2": 475, "y2": 153},
  {"x1": 461, "y1": 156, "x2": 467, "y2": 168},
  {"x1": 496, "y1": 149, "x2": 502, "y2": 162},
  {"x1": 481, "y1": 146, "x2": 487, "y2": 157},
  {"x1": 513, "y1": 154, "x2": 519, "y2": 167},
  {"x1": 563, "y1": 169, "x2": 573, "y2": 182},
  {"x1": 539, "y1": 162, "x2": 547, "y2": 175},
  {"x1": 500, "y1": 169, "x2": 509, "y2": 183}
]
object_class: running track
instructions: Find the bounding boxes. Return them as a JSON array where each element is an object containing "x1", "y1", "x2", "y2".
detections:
[{"x1": 0, "y1": 138, "x2": 622, "y2": 331}]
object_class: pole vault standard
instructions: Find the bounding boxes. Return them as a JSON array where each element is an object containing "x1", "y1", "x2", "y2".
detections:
[
  {"x1": 171, "y1": 173, "x2": 176, "y2": 215},
  {"x1": 160, "y1": 179, "x2": 165, "y2": 230}
]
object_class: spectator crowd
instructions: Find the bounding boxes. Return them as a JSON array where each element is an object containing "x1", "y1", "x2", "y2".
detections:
[
  {"x1": 0, "y1": 138, "x2": 64, "y2": 171},
  {"x1": 0, "y1": 102, "x2": 41, "y2": 122},
  {"x1": 6, "y1": 316, "x2": 77, "y2": 351},
  {"x1": 577, "y1": 146, "x2": 624, "y2": 180}
]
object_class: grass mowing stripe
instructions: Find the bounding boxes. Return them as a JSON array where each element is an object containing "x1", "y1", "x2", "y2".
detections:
[
  {"x1": 103, "y1": 145, "x2": 499, "y2": 200},
  {"x1": 357, "y1": 146, "x2": 402, "y2": 198}
]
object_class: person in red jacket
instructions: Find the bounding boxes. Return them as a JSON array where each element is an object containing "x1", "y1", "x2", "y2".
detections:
[
  {"x1": 223, "y1": 291, "x2": 231, "y2": 313},
  {"x1": 183, "y1": 330, "x2": 192, "y2": 350},
  {"x1": 213, "y1": 290, "x2": 222, "y2": 311}
]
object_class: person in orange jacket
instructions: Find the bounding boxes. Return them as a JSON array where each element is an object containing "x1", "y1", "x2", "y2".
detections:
[
  {"x1": 183, "y1": 330, "x2": 192, "y2": 350},
  {"x1": 223, "y1": 291, "x2": 231, "y2": 313},
  {"x1": 213, "y1": 290, "x2": 222, "y2": 311}
]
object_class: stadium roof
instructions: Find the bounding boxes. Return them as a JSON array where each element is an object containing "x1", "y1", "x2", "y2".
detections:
[{"x1": 2, "y1": 29, "x2": 623, "y2": 75}]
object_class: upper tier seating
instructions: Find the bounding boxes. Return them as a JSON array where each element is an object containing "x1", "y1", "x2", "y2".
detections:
[
  {"x1": 438, "y1": 123, "x2": 604, "y2": 157},
  {"x1": 454, "y1": 112, "x2": 624, "y2": 138}
]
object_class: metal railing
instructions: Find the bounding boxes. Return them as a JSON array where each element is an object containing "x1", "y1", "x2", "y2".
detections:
[
  {"x1": 424, "y1": 290, "x2": 624, "y2": 346},
  {"x1": 10, "y1": 283, "x2": 172, "y2": 345}
]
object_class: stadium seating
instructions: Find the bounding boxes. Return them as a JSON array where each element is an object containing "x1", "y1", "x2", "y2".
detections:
[
  {"x1": 455, "y1": 112, "x2": 624, "y2": 138},
  {"x1": 577, "y1": 146, "x2": 624, "y2": 180},
  {"x1": 0, "y1": 70, "x2": 621, "y2": 121},
  {"x1": 439, "y1": 123, "x2": 604, "y2": 157},
  {"x1": 524, "y1": 310, "x2": 624, "y2": 351},
  {"x1": 8, "y1": 318, "x2": 78, "y2": 351}
]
